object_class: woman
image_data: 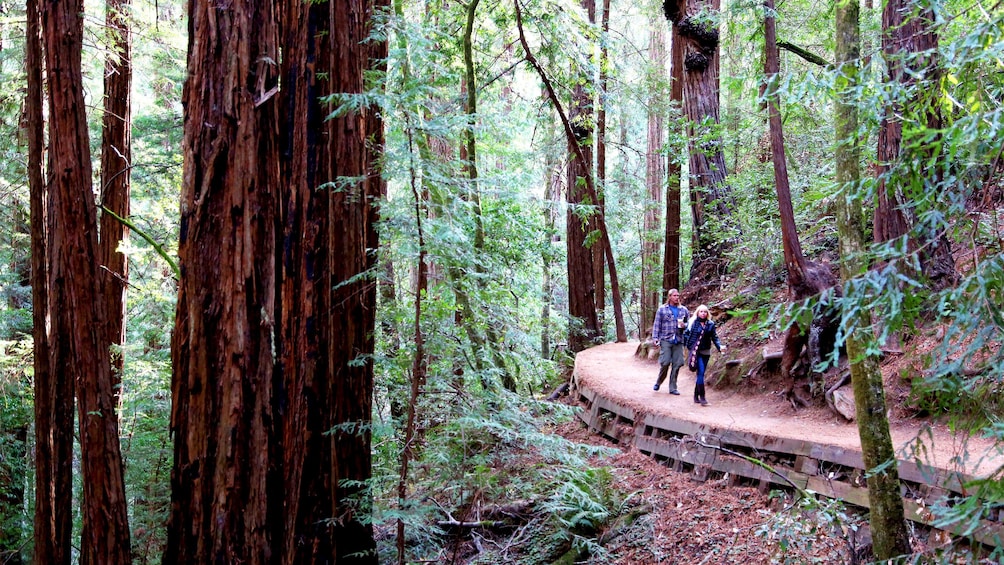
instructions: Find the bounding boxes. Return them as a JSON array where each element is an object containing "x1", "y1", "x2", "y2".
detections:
[{"x1": 683, "y1": 304, "x2": 725, "y2": 406}]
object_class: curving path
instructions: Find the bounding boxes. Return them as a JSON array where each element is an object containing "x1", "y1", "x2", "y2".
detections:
[{"x1": 572, "y1": 342, "x2": 1004, "y2": 545}]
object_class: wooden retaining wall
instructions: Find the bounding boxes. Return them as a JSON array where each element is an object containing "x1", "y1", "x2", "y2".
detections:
[{"x1": 572, "y1": 379, "x2": 1004, "y2": 548}]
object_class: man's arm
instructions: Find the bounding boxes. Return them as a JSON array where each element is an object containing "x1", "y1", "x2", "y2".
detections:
[{"x1": 651, "y1": 307, "x2": 663, "y2": 342}]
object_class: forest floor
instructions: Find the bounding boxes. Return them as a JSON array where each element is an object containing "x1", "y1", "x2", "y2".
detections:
[{"x1": 542, "y1": 291, "x2": 1004, "y2": 564}]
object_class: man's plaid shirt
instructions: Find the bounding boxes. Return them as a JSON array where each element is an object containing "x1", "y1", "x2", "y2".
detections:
[{"x1": 652, "y1": 304, "x2": 688, "y2": 344}]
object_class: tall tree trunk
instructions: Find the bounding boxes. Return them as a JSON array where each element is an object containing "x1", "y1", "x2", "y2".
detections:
[
  {"x1": 876, "y1": 0, "x2": 955, "y2": 290},
  {"x1": 834, "y1": 0, "x2": 912, "y2": 558},
  {"x1": 664, "y1": 0, "x2": 737, "y2": 281},
  {"x1": 165, "y1": 0, "x2": 280, "y2": 561},
  {"x1": 663, "y1": 17, "x2": 685, "y2": 295},
  {"x1": 329, "y1": 4, "x2": 379, "y2": 561},
  {"x1": 41, "y1": 0, "x2": 132, "y2": 562},
  {"x1": 99, "y1": 0, "x2": 132, "y2": 391},
  {"x1": 764, "y1": 0, "x2": 837, "y2": 406},
  {"x1": 596, "y1": 0, "x2": 611, "y2": 327},
  {"x1": 642, "y1": 19, "x2": 667, "y2": 335},
  {"x1": 278, "y1": 0, "x2": 333, "y2": 561},
  {"x1": 25, "y1": 0, "x2": 68, "y2": 562},
  {"x1": 567, "y1": 0, "x2": 601, "y2": 352}
]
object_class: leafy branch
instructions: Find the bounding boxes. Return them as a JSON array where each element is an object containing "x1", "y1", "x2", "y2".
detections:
[{"x1": 100, "y1": 206, "x2": 179, "y2": 279}]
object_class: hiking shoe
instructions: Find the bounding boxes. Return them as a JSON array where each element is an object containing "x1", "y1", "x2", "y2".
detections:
[
  {"x1": 700, "y1": 399, "x2": 709, "y2": 406},
  {"x1": 670, "y1": 390, "x2": 680, "y2": 395}
]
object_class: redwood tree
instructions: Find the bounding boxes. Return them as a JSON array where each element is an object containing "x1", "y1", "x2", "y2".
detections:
[
  {"x1": 876, "y1": 0, "x2": 955, "y2": 289},
  {"x1": 165, "y1": 0, "x2": 281, "y2": 561},
  {"x1": 26, "y1": 0, "x2": 68, "y2": 562},
  {"x1": 277, "y1": 0, "x2": 379, "y2": 561},
  {"x1": 662, "y1": 13, "x2": 685, "y2": 295},
  {"x1": 664, "y1": 0, "x2": 738, "y2": 280},
  {"x1": 642, "y1": 19, "x2": 667, "y2": 334},
  {"x1": 41, "y1": 0, "x2": 131, "y2": 561},
  {"x1": 99, "y1": 0, "x2": 132, "y2": 385},
  {"x1": 565, "y1": 0, "x2": 601, "y2": 352}
]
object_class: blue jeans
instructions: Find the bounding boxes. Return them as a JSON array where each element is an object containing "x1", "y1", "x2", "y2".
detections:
[{"x1": 694, "y1": 353, "x2": 710, "y2": 385}]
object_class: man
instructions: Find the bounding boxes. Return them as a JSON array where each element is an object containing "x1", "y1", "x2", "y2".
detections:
[{"x1": 652, "y1": 289, "x2": 689, "y2": 395}]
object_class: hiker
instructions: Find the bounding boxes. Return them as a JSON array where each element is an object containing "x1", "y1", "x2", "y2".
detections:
[
  {"x1": 651, "y1": 289, "x2": 689, "y2": 395},
  {"x1": 684, "y1": 304, "x2": 725, "y2": 406}
]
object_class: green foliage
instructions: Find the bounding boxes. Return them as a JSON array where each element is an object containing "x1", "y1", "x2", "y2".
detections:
[
  {"x1": 0, "y1": 340, "x2": 31, "y2": 561},
  {"x1": 370, "y1": 381, "x2": 619, "y2": 562}
]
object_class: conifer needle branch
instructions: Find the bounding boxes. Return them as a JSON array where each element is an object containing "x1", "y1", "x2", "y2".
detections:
[{"x1": 100, "y1": 205, "x2": 180, "y2": 279}]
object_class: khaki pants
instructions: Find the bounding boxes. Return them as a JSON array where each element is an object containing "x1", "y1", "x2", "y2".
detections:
[{"x1": 655, "y1": 340, "x2": 685, "y2": 391}]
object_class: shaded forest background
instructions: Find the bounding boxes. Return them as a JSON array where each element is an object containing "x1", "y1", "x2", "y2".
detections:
[{"x1": 0, "y1": 0, "x2": 1002, "y2": 563}]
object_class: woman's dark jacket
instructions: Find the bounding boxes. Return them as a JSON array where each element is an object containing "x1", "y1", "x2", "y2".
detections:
[{"x1": 683, "y1": 319, "x2": 722, "y2": 354}]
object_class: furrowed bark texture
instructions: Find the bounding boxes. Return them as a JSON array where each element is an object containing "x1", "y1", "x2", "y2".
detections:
[
  {"x1": 663, "y1": 14, "x2": 685, "y2": 295},
  {"x1": 27, "y1": 0, "x2": 68, "y2": 562},
  {"x1": 664, "y1": 0, "x2": 736, "y2": 277},
  {"x1": 279, "y1": 0, "x2": 333, "y2": 561},
  {"x1": 166, "y1": 0, "x2": 281, "y2": 562},
  {"x1": 42, "y1": 0, "x2": 132, "y2": 562},
  {"x1": 329, "y1": 4, "x2": 379, "y2": 560},
  {"x1": 99, "y1": 0, "x2": 132, "y2": 385}
]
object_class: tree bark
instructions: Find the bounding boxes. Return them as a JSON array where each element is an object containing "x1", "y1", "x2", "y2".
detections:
[
  {"x1": 834, "y1": 0, "x2": 912, "y2": 558},
  {"x1": 99, "y1": 0, "x2": 132, "y2": 390},
  {"x1": 566, "y1": 0, "x2": 601, "y2": 352},
  {"x1": 278, "y1": 0, "x2": 333, "y2": 561},
  {"x1": 642, "y1": 20, "x2": 667, "y2": 335},
  {"x1": 664, "y1": 0, "x2": 737, "y2": 280},
  {"x1": 41, "y1": 0, "x2": 132, "y2": 562},
  {"x1": 663, "y1": 16, "x2": 684, "y2": 296},
  {"x1": 764, "y1": 0, "x2": 837, "y2": 406},
  {"x1": 166, "y1": 0, "x2": 281, "y2": 561},
  {"x1": 26, "y1": 0, "x2": 68, "y2": 562},
  {"x1": 328, "y1": 4, "x2": 380, "y2": 561},
  {"x1": 876, "y1": 0, "x2": 955, "y2": 290}
]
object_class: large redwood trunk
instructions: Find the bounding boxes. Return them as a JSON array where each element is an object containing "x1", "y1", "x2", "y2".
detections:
[
  {"x1": 278, "y1": 1, "x2": 378, "y2": 561},
  {"x1": 278, "y1": 1, "x2": 333, "y2": 560},
  {"x1": 99, "y1": 0, "x2": 132, "y2": 386},
  {"x1": 41, "y1": 0, "x2": 131, "y2": 562},
  {"x1": 329, "y1": 5, "x2": 379, "y2": 559},
  {"x1": 566, "y1": 0, "x2": 599, "y2": 352},
  {"x1": 664, "y1": 0, "x2": 737, "y2": 279},
  {"x1": 642, "y1": 19, "x2": 667, "y2": 335},
  {"x1": 663, "y1": 16, "x2": 685, "y2": 295},
  {"x1": 165, "y1": 0, "x2": 281, "y2": 562}
]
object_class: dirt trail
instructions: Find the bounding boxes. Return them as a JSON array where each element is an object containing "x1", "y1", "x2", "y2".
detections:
[{"x1": 574, "y1": 341, "x2": 1004, "y2": 477}]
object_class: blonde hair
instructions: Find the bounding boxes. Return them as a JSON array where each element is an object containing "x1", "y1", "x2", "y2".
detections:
[{"x1": 688, "y1": 304, "x2": 711, "y2": 329}]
